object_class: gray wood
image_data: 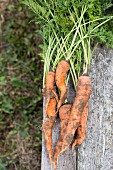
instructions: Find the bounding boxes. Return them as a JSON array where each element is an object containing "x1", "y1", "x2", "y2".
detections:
[{"x1": 77, "y1": 48, "x2": 113, "y2": 170}]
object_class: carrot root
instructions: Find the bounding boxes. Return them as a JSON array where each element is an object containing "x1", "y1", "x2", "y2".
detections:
[
  {"x1": 44, "y1": 71, "x2": 58, "y2": 117},
  {"x1": 72, "y1": 103, "x2": 89, "y2": 151},
  {"x1": 61, "y1": 76, "x2": 92, "y2": 153},
  {"x1": 43, "y1": 119, "x2": 55, "y2": 165},
  {"x1": 46, "y1": 98, "x2": 57, "y2": 120},
  {"x1": 55, "y1": 60, "x2": 70, "y2": 110},
  {"x1": 43, "y1": 71, "x2": 58, "y2": 166},
  {"x1": 54, "y1": 104, "x2": 71, "y2": 170}
]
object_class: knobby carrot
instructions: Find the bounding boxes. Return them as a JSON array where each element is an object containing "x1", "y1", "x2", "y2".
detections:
[
  {"x1": 55, "y1": 60, "x2": 70, "y2": 110},
  {"x1": 72, "y1": 103, "x2": 88, "y2": 151},
  {"x1": 61, "y1": 75, "x2": 92, "y2": 153},
  {"x1": 42, "y1": 71, "x2": 58, "y2": 117},
  {"x1": 54, "y1": 104, "x2": 71, "y2": 170}
]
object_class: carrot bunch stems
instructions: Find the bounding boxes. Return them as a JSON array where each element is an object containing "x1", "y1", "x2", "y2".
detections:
[{"x1": 61, "y1": 75, "x2": 92, "y2": 153}]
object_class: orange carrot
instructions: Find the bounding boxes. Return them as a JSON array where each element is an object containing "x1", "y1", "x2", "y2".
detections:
[
  {"x1": 72, "y1": 103, "x2": 88, "y2": 151},
  {"x1": 42, "y1": 96, "x2": 57, "y2": 166},
  {"x1": 55, "y1": 60, "x2": 70, "y2": 110},
  {"x1": 43, "y1": 119, "x2": 55, "y2": 166},
  {"x1": 61, "y1": 75, "x2": 92, "y2": 153},
  {"x1": 42, "y1": 71, "x2": 58, "y2": 117},
  {"x1": 46, "y1": 98, "x2": 57, "y2": 120},
  {"x1": 54, "y1": 104, "x2": 71, "y2": 170}
]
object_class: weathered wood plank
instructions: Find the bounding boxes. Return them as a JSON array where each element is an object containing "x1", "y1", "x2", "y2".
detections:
[{"x1": 77, "y1": 48, "x2": 113, "y2": 170}]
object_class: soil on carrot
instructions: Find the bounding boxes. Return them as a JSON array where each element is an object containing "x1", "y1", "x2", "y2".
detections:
[
  {"x1": 61, "y1": 76, "x2": 92, "y2": 153},
  {"x1": 54, "y1": 104, "x2": 72, "y2": 170}
]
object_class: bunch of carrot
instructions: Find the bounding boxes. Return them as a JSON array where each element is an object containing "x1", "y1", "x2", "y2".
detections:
[{"x1": 42, "y1": 60, "x2": 92, "y2": 170}]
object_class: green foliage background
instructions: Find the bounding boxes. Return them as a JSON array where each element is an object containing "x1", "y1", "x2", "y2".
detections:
[{"x1": 0, "y1": 0, "x2": 43, "y2": 169}]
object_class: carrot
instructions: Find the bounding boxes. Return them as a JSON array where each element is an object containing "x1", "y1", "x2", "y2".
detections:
[
  {"x1": 61, "y1": 75, "x2": 92, "y2": 153},
  {"x1": 43, "y1": 119, "x2": 55, "y2": 166},
  {"x1": 42, "y1": 96, "x2": 57, "y2": 167},
  {"x1": 46, "y1": 98, "x2": 57, "y2": 120},
  {"x1": 54, "y1": 104, "x2": 71, "y2": 170},
  {"x1": 72, "y1": 103, "x2": 88, "y2": 151},
  {"x1": 55, "y1": 60, "x2": 70, "y2": 110},
  {"x1": 42, "y1": 71, "x2": 58, "y2": 117}
]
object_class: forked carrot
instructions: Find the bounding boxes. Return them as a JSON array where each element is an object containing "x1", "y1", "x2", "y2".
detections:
[
  {"x1": 61, "y1": 75, "x2": 92, "y2": 153},
  {"x1": 54, "y1": 104, "x2": 71, "y2": 170},
  {"x1": 72, "y1": 103, "x2": 88, "y2": 151},
  {"x1": 55, "y1": 60, "x2": 70, "y2": 110}
]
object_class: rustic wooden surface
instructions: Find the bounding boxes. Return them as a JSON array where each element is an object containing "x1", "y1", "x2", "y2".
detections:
[
  {"x1": 77, "y1": 48, "x2": 113, "y2": 170},
  {"x1": 41, "y1": 47, "x2": 113, "y2": 170}
]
